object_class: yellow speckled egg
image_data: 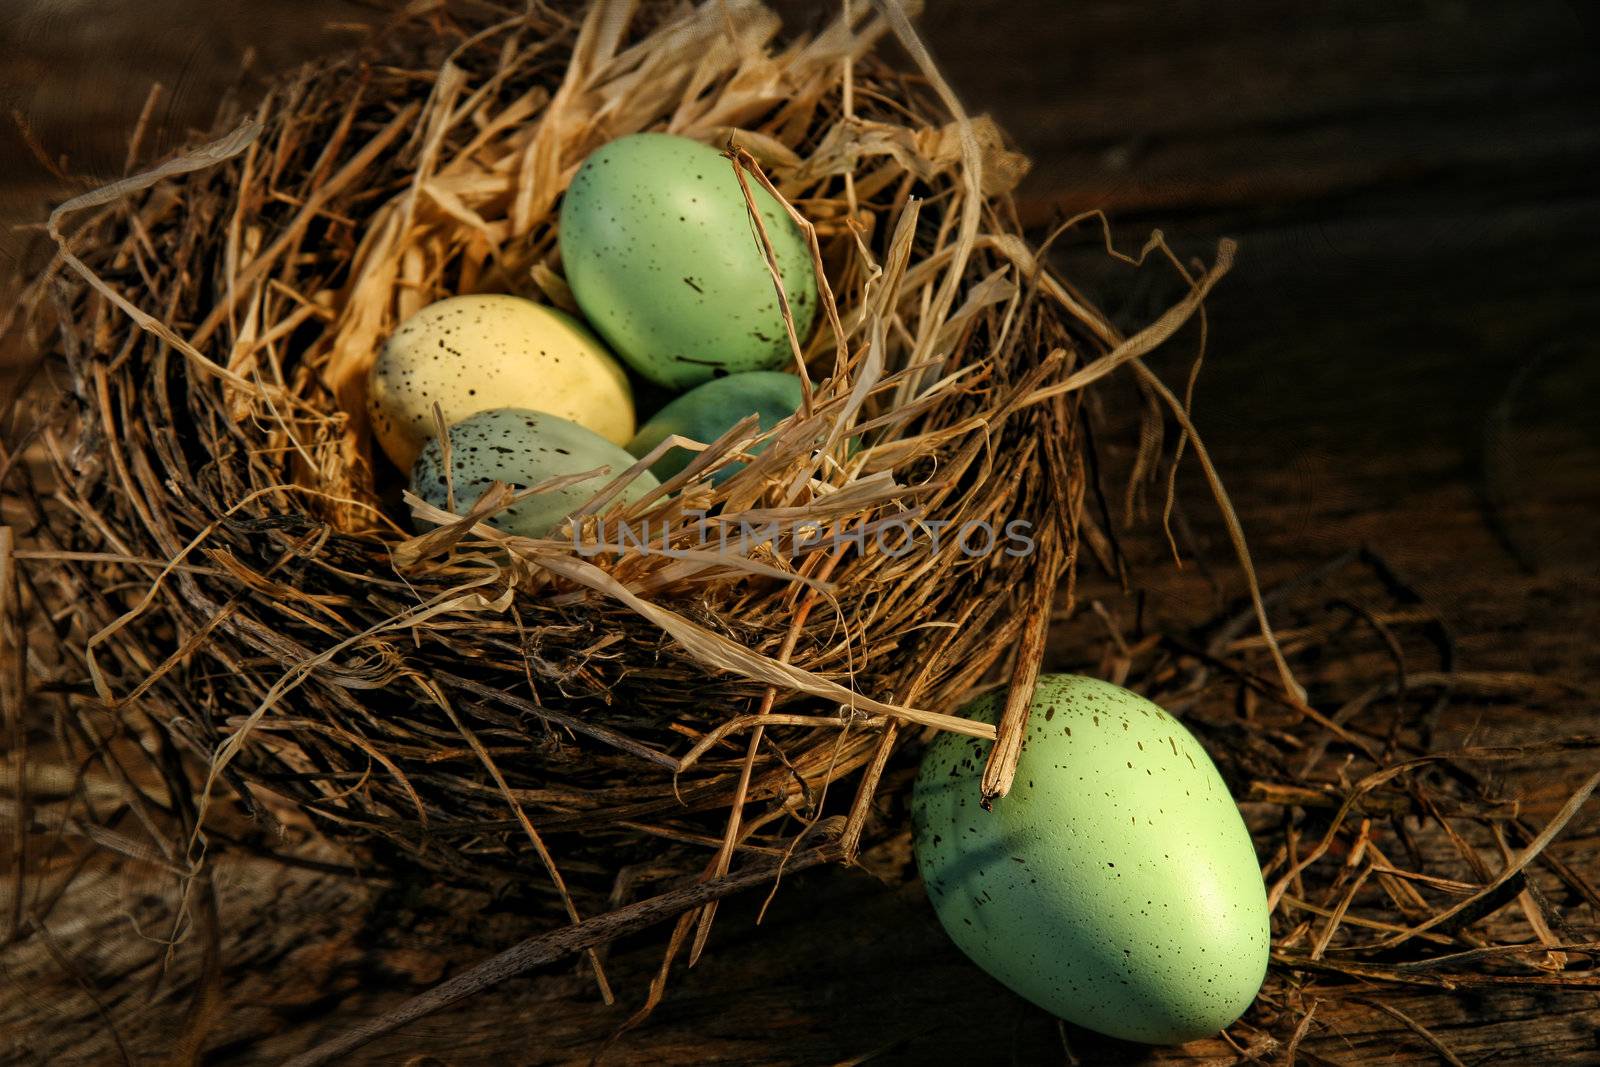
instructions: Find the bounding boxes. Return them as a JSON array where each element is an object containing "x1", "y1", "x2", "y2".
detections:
[{"x1": 368, "y1": 294, "x2": 634, "y2": 469}]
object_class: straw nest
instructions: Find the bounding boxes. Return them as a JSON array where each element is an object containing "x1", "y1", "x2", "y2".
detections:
[{"x1": 7, "y1": 0, "x2": 1235, "y2": 917}]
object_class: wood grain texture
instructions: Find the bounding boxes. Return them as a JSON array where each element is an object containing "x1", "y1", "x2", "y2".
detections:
[{"x1": 2, "y1": 0, "x2": 1598, "y2": 1063}]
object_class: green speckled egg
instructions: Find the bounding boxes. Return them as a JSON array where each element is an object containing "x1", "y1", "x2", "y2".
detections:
[
  {"x1": 911, "y1": 674, "x2": 1269, "y2": 1045},
  {"x1": 627, "y1": 371, "x2": 803, "y2": 484},
  {"x1": 411, "y1": 408, "x2": 658, "y2": 539},
  {"x1": 559, "y1": 133, "x2": 818, "y2": 388}
]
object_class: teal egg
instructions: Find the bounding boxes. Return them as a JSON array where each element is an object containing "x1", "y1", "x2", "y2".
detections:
[
  {"x1": 559, "y1": 133, "x2": 818, "y2": 388},
  {"x1": 627, "y1": 371, "x2": 803, "y2": 484},
  {"x1": 911, "y1": 674, "x2": 1269, "y2": 1045},
  {"x1": 411, "y1": 408, "x2": 658, "y2": 539}
]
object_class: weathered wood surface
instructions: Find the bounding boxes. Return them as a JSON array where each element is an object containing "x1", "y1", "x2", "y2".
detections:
[{"x1": 3, "y1": 1, "x2": 1598, "y2": 1063}]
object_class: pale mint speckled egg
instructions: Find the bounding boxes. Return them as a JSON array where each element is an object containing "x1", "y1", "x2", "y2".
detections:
[
  {"x1": 559, "y1": 133, "x2": 818, "y2": 389},
  {"x1": 368, "y1": 294, "x2": 635, "y2": 470},
  {"x1": 911, "y1": 674, "x2": 1269, "y2": 1045},
  {"x1": 410, "y1": 408, "x2": 658, "y2": 539}
]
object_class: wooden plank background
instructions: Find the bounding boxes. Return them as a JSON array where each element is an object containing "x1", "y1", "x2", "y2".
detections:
[{"x1": 2, "y1": 1, "x2": 1597, "y2": 1063}]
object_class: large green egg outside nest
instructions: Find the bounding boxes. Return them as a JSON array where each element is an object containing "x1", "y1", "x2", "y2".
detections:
[{"x1": 911, "y1": 674, "x2": 1270, "y2": 1045}]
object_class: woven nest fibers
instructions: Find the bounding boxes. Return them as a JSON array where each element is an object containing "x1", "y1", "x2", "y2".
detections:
[{"x1": 4, "y1": 0, "x2": 1229, "y2": 910}]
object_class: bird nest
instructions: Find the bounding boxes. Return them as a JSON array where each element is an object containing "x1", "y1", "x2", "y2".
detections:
[{"x1": 6, "y1": 1, "x2": 1235, "y2": 920}]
